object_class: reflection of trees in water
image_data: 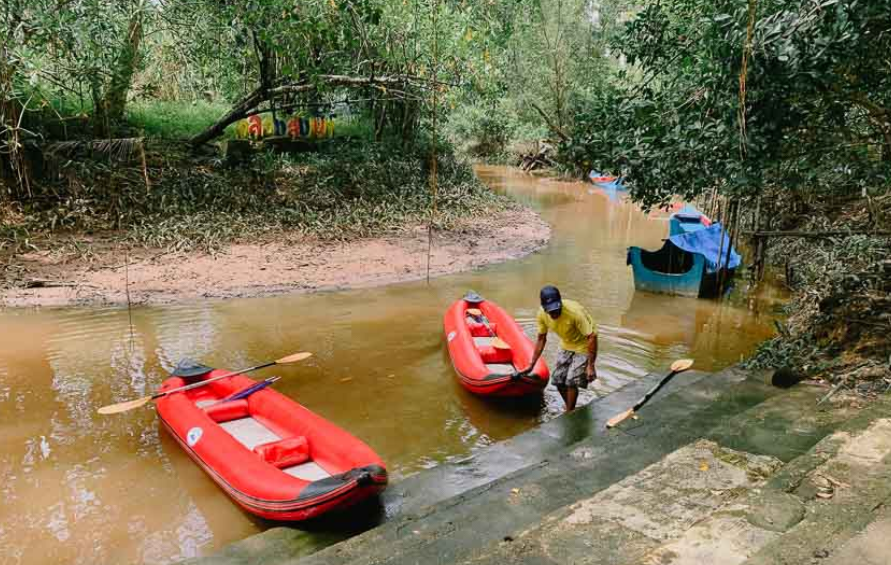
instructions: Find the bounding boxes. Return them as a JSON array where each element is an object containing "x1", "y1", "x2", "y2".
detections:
[
  {"x1": 0, "y1": 307, "x2": 219, "y2": 563},
  {"x1": 620, "y1": 290, "x2": 778, "y2": 372}
]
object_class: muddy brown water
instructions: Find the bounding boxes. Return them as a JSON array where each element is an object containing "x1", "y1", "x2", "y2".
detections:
[{"x1": 0, "y1": 166, "x2": 786, "y2": 564}]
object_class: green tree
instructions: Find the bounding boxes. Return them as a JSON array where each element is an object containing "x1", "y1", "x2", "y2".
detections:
[{"x1": 567, "y1": 0, "x2": 891, "y2": 208}]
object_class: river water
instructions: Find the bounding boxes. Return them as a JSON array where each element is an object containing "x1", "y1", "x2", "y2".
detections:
[{"x1": 0, "y1": 166, "x2": 785, "y2": 564}]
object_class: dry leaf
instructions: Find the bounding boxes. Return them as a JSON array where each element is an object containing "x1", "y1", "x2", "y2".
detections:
[
  {"x1": 699, "y1": 461, "x2": 710, "y2": 472},
  {"x1": 511, "y1": 488, "x2": 520, "y2": 495},
  {"x1": 340, "y1": 377, "x2": 353, "y2": 382}
]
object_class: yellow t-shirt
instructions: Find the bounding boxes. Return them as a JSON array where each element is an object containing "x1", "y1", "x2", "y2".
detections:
[{"x1": 536, "y1": 299, "x2": 597, "y2": 354}]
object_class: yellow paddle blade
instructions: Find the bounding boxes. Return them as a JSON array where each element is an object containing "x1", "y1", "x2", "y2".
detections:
[
  {"x1": 606, "y1": 408, "x2": 634, "y2": 429},
  {"x1": 275, "y1": 352, "x2": 313, "y2": 364},
  {"x1": 97, "y1": 396, "x2": 151, "y2": 415},
  {"x1": 492, "y1": 337, "x2": 512, "y2": 350},
  {"x1": 670, "y1": 359, "x2": 694, "y2": 372},
  {"x1": 466, "y1": 308, "x2": 482, "y2": 316}
]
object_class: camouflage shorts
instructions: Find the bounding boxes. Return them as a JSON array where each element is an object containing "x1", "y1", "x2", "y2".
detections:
[{"x1": 552, "y1": 349, "x2": 589, "y2": 389}]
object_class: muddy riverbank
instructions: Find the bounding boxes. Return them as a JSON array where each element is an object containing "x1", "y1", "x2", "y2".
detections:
[{"x1": 1, "y1": 206, "x2": 549, "y2": 308}]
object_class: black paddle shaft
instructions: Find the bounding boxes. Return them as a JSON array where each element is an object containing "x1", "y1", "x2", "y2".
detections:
[
  {"x1": 149, "y1": 360, "x2": 277, "y2": 400},
  {"x1": 632, "y1": 369, "x2": 683, "y2": 411}
]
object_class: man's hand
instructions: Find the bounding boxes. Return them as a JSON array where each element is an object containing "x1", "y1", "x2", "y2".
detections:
[{"x1": 586, "y1": 363, "x2": 597, "y2": 383}]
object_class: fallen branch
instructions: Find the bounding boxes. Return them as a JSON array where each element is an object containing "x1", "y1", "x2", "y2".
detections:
[
  {"x1": 816, "y1": 379, "x2": 847, "y2": 406},
  {"x1": 190, "y1": 74, "x2": 427, "y2": 147},
  {"x1": 21, "y1": 279, "x2": 96, "y2": 289},
  {"x1": 747, "y1": 230, "x2": 891, "y2": 238}
]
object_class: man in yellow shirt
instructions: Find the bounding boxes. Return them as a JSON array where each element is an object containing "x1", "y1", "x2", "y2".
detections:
[{"x1": 522, "y1": 285, "x2": 598, "y2": 412}]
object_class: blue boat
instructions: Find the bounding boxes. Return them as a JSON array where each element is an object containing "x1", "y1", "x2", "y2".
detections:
[
  {"x1": 588, "y1": 170, "x2": 625, "y2": 200},
  {"x1": 669, "y1": 205, "x2": 712, "y2": 236},
  {"x1": 627, "y1": 209, "x2": 741, "y2": 298}
]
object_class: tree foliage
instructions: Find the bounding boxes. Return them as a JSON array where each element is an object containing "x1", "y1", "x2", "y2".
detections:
[{"x1": 566, "y1": 0, "x2": 891, "y2": 208}]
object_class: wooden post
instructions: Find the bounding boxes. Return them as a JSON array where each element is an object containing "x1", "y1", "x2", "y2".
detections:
[
  {"x1": 723, "y1": 200, "x2": 739, "y2": 283},
  {"x1": 716, "y1": 199, "x2": 729, "y2": 296}
]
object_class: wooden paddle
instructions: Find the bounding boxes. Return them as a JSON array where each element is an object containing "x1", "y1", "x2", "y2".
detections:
[
  {"x1": 606, "y1": 359, "x2": 694, "y2": 429},
  {"x1": 466, "y1": 308, "x2": 511, "y2": 350},
  {"x1": 97, "y1": 352, "x2": 312, "y2": 415}
]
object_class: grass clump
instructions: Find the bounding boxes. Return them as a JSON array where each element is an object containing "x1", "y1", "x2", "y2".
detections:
[{"x1": 126, "y1": 100, "x2": 232, "y2": 140}]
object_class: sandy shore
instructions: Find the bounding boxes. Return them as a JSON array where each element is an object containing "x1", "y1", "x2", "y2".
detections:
[{"x1": 0, "y1": 206, "x2": 550, "y2": 308}]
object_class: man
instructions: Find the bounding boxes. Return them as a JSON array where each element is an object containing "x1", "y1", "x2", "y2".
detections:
[{"x1": 523, "y1": 285, "x2": 598, "y2": 412}]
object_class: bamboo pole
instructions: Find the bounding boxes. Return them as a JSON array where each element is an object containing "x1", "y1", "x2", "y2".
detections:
[
  {"x1": 715, "y1": 199, "x2": 729, "y2": 296},
  {"x1": 745, "y1": 230, "x2": 891, "y2": 238}
]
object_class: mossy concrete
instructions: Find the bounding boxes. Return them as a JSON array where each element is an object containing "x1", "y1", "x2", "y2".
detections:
[
  {"x1": 184, "y1": 366, "x2": 779, "y2": 565},
  {"x1": 184, "y1": 372, "x2": 891, "y2": 565}
]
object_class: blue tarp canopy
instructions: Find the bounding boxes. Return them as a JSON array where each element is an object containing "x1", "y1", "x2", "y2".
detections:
[{"x1": 668, "y1": 223, "x2": 742, "y2": 273}]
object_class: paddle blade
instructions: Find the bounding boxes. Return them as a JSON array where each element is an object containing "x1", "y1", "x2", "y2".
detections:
[
  {"x1": 97, "y1": 396, "x2": 151, "y2": 415},
  {"x1": 670, "y1": 359, "x2": 694, "y2": 373},
  {"x1": 492, "y1": 337, "x2": 512, "y2": 350},
  {"x1": 466, "y1": 308, "x2": 482, "y2": 316},
  {"x1": 274, "y1": 352, "x2": 313, "y2": 365},
  {"x1": 606, "y1": 408, "x2": 634, "y2": 429}
]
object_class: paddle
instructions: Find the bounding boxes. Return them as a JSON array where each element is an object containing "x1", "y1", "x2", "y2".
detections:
[
  {"x1": 606, "y1": 359, "x2": 694, "y2": 429},
  {"x1": 97, "y1": 352, "x2": 312, "y2": 415},
  {"x1": 466, "y1": 308, "x2": 511, "y2": 350},
  {"x1": 207, "y1": 376, "x2": 281, "y2": 408}
]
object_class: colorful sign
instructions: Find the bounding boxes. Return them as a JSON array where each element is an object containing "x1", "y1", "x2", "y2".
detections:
[{"x1": 235, "y1": 114, "x2": 336, "y2": 140}]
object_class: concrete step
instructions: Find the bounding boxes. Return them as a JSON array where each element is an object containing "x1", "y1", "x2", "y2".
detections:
[
  {"x1": 364, "y1": 384, "x2": 886, "y2": 565},
  {"x1": 440, "y1": 382, "x2": 856, "y2": 565},
  {"x1": 277, "y1": 367, "x2": 789, "y2": 565},
  {"x1": 466, "y1": 392, "x2": 891, "y2": 565},
  {"x1": 186, "y1": 365, "x2": 778, "y2": 565}
]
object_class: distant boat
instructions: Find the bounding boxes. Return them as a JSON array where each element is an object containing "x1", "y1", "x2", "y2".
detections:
[
  {"x1": 588, "y1": 170, "x2": 625, "y2": 192},
  {"x1": 627, "y1": 207, "x2": 740, "y2": 298},
  {"x1": 669, "y1": 205, "x2": 713, "y2": 235}
]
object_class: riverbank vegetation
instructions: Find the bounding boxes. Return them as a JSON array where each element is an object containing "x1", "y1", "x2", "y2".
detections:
[
  {"x1": 2, "y1": 1, "x2": 888, "y2": 382},
  {"x1": 0, "y1": 0, "x2": 518, "y2": 258}
]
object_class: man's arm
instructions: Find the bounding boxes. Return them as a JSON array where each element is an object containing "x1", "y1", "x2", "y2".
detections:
[
  {"x1": 525, "y1": 333, "x2": 547, "y2": 373},
  {"x1": 586, "y1": 332, "x2": 598, "y2": 381}
]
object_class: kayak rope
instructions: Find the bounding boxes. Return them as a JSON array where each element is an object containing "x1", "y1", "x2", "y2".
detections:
[{"x1": 425, "y1": 0, "x2": 439, "y2": 285}]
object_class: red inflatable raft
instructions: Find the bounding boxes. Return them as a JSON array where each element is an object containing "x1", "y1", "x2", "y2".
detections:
[
  {"x1": 156, "y1": 370, "x2": 387, "y2": 522},
  {"x1": 444, "y1": 296, "x2": 549, "y2": 396}
]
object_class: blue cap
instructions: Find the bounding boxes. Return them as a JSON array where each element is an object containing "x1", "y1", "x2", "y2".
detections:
[{"x1": 540, "y1": 285, "x2": 562, "y2": 313}]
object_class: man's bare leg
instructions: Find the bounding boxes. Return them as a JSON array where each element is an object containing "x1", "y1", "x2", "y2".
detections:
[
  {"x1": 556, "y1": 384, "x2": 568, "y2": 405},
  {"x1": 565, "y1": 386, "x2": 579, "y2": 412}
]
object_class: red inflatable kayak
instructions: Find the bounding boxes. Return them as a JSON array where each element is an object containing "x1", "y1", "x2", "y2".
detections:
[
  {"x1": 156, "y1": 370, "x2": 387, "y2": 522},
  {"x1": 444, "y1": 296, "x2": 549, "y2": 396}
]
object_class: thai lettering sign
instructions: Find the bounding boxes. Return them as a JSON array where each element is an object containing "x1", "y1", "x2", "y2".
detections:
[{"x1": 235, "y1": 115, "x2": 335, "y2": 140}]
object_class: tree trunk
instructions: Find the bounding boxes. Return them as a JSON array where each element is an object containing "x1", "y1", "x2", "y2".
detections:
[{"x1": 99, "y1": 2, "x2": 144, "y2": 126}]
